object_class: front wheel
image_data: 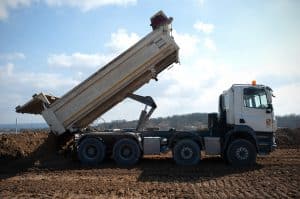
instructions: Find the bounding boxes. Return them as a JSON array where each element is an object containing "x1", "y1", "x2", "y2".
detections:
[
  {"x1": 173, "y1": 139, "x2": 201, "y2": 166},
  {"x1": 226, "y1": 139, "x2": 256, "y2": 167}
]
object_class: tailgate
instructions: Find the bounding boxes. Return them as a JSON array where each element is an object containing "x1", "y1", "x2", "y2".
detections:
[{"x1": 16, "y1": 93, "x2": 59, "y2": 114}]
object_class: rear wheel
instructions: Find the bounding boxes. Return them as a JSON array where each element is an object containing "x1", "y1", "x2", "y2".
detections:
[
  {"x1": 78, "y1": 137, "x2": 106, "y2": 165},
  {"x1": 226, "y1": 139, "x2": 256, "y2": 167},
  {"x1": 113, "y1": 138, "x2": 141, "y2": 166},
  {"x1": 173, "y1": 139, "x2": 200, "y2": 166}
]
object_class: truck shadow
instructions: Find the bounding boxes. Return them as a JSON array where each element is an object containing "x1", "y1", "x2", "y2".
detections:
[
  {"x1": 0, "y1": 157, "x2": 263, "y2": 183},
  {"x1": 136, "y1": 157, "x2": 263, "y2": 182}
]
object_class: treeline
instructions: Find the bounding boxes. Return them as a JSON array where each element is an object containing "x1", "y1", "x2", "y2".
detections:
[
  {"x1": 276, "y1": 114, "x2": 300, "y2": 129},
  {"x1": 96, "y1": 113, "x2": 300, "y2": 130},
  {"x1": 97, "y1": 113, "x2": 208, "y2": 131}
]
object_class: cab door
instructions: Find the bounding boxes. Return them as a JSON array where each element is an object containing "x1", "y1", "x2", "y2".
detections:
[{"x1": 241, "y1": 87, "x2": 273, "y2": 132}]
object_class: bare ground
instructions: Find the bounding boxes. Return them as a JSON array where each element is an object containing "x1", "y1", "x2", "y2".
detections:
[{"x1": 0, "y1": 129, "x2": 299, "y2": 198}]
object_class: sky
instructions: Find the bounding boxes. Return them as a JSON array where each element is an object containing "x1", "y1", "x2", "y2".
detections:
[{"x1": 0, "y1": 0, "x2": 299, "y2": 124}]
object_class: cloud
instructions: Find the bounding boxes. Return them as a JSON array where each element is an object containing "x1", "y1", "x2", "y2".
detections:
[
  {"x1": 0, "y1": 0, "x2": 137, "y2": 20},
  {"x1": 273, "y1": 83, "x2": 300, "y2": 115},
  {"x1": 193, "y1": 21, "x2": 215, "y2": 34},
  {"x1": 150, "y1": 29, "x2": 299, "y2": 117},
  {"x1": 106, "y1": 28, "x2": 140, "y2": 53},
  {"x1": 49, "y1": 28, "x2": 140, "y2": 69},
  {"x1": 0, "y1": 52, "x2": 26, "y2": 60},
  {"x1": 45, "y1": 0, "x2": 137, "y2": 12},
  {"x1": 204, "y1": 37, "x2": 216, "y2": 51},
  {"x1": 0, "y1": 0, "x2": 33, "y2": 20},
  {"x1": 195, "y1": 0, "x2": 205, "y2": 6},
  {"x1": 172, "y1": 30, "x2": 200, "y2": 57},
  {"x1": 0, "y1": 62, "x2": 78, "y2": 91},
  {"x1": 154, "y1": 57, "x2": 264, "y2": 117},
  {"x1": 0, "y1": 62, "x2": 79, "y2": 124},
  {"x1": 156, "y1": 57, "x2": 300, "y2": 117},
  {"x1": 0, "y1": 62, "x2": 14, "y2": 77},
  {"x1": 48, "y1": 52, "x2": 114, "y2": 68}
]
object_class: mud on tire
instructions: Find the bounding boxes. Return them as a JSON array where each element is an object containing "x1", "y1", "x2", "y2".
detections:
[
  {"x1": 78, "y1": 137, "x2": 106, "y2": 165},
  {"x1": 173, "y1": 139, "x2": 201, "y2": 166},
  {"x1": 226, "y1": 139, "x2": 256, "y2": 167}
]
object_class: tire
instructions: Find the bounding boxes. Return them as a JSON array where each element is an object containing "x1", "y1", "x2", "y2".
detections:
[
  {"x1": 173, "y1": 139, "x2": 201, "y2": 166},
  {"x1": 77, "y1": 137, "x2": 106, "y2": 165},
  {"x1": 226, "y1": 139, "x2": 256, "y2": 167},
  {"x1": 113, "y1": 138, "x2": 141, "y2": 166}
]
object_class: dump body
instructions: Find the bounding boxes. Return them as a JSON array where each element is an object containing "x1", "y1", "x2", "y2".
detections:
[{"x1": 16, "y1": 15, "x2": 179, "y2": 135}]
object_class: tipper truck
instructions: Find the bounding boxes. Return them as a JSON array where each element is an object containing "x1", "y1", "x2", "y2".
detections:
[{"x1": 16, "y1": 11, "x2": 277, "y2": 167}]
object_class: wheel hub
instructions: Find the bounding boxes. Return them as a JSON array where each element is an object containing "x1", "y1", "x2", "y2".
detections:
[
  {"x1": 235, "y1": 146, "x2": 249, "y2": 160},
  {"x1": 86, "y1": 146, "x2": 97, "y2": 158},
  {"x1": 181, "y1": 146, "x2": 193, "y2": 160},
  {"x1": 121, "y1": 146, "x2": 132, "y2": 158}
]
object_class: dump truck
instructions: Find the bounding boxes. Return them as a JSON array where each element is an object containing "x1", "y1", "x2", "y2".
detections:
[{"x1": 16, "y1": 11, "x2": 277, "y2": 167}]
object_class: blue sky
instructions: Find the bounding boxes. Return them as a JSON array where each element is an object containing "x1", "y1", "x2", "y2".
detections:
[{"x1": 0, "y1": 0, "x2": 299, "y2": 124}]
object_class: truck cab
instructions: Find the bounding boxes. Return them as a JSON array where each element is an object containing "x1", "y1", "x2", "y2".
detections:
[
  {"x1": 221, "y1": 83, "x2": 276, "y2": 133},
  {"x1": 206, "y1": 82, "x2": 277, "y2": 166}
]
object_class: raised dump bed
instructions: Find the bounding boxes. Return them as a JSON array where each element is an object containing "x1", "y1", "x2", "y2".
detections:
[{"x1": 16, "y1": 11, "x2": 179, "y2": 135}]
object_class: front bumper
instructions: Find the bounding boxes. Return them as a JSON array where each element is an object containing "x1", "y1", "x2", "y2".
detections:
[{"x1": 256, "y1": 131, "x2": 276, "y2": 155}]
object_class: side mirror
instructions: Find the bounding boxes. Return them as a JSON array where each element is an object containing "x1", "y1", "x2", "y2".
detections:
[{"x1": 266, "y1": 104, "x2": 273, "y2": 113}]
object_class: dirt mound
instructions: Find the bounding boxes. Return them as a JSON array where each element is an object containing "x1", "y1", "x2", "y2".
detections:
[
  {"x1": 0, "y1": 131, "x2": 74, "y2": 172},
  {"x1": 0, "y1": 131, "x2": 59, "y2": 160},
  {"x1": 276, "y1": 128, "x2": 300, "y2": 148}
]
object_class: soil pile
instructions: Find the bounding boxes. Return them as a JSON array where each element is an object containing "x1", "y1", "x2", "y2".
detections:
[
  {"x1": 0, "y1": 131, "x2": 57, "y2": 160},
  {"x1": 0, "y1": 131, "x2": 74, "y2": 172}
]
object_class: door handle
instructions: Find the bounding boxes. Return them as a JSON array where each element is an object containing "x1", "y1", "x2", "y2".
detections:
[{"x1": 239, "y1": 118, "x2": 245, "y2": 124}]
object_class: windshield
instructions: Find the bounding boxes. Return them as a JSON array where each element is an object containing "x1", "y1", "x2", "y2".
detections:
[{"x1": 243, "y1": 88, "x2": 268, "y2": 109}]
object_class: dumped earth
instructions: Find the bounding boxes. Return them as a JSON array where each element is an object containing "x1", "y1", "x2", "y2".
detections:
[{"x1": 0, "y1": 128, "x2": 299, "y2": 198}]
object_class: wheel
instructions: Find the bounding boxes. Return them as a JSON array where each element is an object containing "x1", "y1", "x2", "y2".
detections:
[
  {"x1": 77, "y1": 137, "x2": 106, "y2": 165},
  {"x1": 173, "y1": 139, "x2": 200, "y2": 166},
  {"x1": 226, "y1": 139, "x2": 256, "y2": 167},
  {"x1": 113, "y1": 138, "x2": 141, "y2": 166}
]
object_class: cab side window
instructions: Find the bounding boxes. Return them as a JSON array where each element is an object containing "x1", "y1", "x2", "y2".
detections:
[{"x1": 243, "y1": 88, "x2": 268, "y2": 108}]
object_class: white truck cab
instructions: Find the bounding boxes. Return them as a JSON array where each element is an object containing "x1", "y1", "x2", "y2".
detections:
[
  {"x1": 222, "y1": 83, "x2": 277, "y2": 133},
  {"x1": 208, "y1": 82, "x2": 277, "y2": 165}
]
